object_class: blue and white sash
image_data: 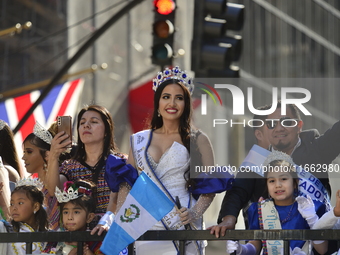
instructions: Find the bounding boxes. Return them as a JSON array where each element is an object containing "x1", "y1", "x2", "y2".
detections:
[
  {"x1": 260, "y1": 199, "x2": 284, "y2": 255},
  {"x1": 260, "y1": 199, "x2": 311, "y2": 255},
  {"x1": 131, "y1": 130, "x2": 203, "y2": 254},
  {"x1": 241, "y1": 145, "x2": 331, "y2": 211}
]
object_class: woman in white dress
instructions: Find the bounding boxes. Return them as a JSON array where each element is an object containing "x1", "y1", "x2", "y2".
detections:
[{"x1": 107, "y1": 66, "x2": 233, "y2": 255}]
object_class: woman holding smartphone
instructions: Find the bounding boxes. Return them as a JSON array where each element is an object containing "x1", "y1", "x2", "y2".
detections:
[{"x1": 45, "y1": 104, "x2": 132, "y2": 228}]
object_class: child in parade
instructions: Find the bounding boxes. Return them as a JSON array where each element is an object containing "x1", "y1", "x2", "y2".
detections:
[
  {"x1": 0, "y1": 178, "x2": 49, "y2": 254},
  {"x1": 226, "y1": 151, "x2": 328, "y2": 255},
  {"x1": 53, "y1": 179, "x2": 101, "y2": 255}
]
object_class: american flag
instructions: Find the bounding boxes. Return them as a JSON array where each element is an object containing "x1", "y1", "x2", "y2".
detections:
[{"x1": 0, "y1": 78, "x2": 84, "y2": 164}]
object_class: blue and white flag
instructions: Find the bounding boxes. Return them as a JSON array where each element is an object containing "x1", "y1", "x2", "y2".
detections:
[{"x1": 101, "y1": 172, "x2": 175, "y2": 255}]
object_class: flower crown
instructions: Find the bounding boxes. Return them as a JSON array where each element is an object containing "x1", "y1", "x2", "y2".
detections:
[
  {"x1": 263, "y1": 150, "x2": 295, "y2": 167},
  {"x1": 0, "y1": 120, "x2": 6, "y2": 130},
  {"x1": 152, "y1": 66, "x2": 194, "y2": 95},
  {"x1": 16, "y1": 178, "x2": 44, "y2": 190},
  {"x1": 55, "y1": 181, "x2": 92, "y2": 203},
  {"x1": 33, "y1": 122, "x2": 53, "y2": 145}
]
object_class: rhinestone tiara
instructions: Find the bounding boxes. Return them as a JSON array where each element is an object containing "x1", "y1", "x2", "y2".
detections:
[
  {"x1": 16, "y1": 178, "x2": 44, "y2": 190},
  {"x1": 55, "y1": 186, "x2": 79, "y2": 203},
  {"x1": 152, "y1": 66, "x2": 194, "y2": 95},
  {"x1": 33, "y1": 122, "x2": 53, "y2": 145},
  {"x1": 263, "y1": 150, "x2": 296, "y2": 167},
  {"x1": 55, "y1": 184, "x2": 92, "y2": 203},
  {"x1": 0, "y1": 120, "x2": 6, "y2": 130}
]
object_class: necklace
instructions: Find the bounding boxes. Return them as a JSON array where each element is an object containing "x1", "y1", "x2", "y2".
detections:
[{"x1": 280, "y1": 202, "x2": 297, "y2": 224}]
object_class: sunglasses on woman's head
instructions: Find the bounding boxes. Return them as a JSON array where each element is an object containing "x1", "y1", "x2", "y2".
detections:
[{"x1": 265, "y1": 117, "x2": 300, "y2": 129}]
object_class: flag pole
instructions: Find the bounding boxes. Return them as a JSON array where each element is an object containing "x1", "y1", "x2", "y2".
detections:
[{"x1": 0, "y1": 63, "x2": 107, "y2": 99}]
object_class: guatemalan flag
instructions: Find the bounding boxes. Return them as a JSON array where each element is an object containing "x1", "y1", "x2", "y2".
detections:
[
  {"x1": 101, "y1": 172, "x2": 174, "y2": 255},
  {"x1": 0, "y1": 78, "x2": 84, "y2": 166}
]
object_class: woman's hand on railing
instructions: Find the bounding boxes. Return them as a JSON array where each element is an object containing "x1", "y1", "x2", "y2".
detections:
[
  {"x1": 90, "y1": 224, "x2": 108, "y2": 236},
  {"x1": 207, "y1": 215, "x2": 237, "y2": 238}
]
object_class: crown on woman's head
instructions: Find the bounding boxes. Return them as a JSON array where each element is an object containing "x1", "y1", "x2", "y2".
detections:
[
  {"x1": 33, "y1": 122, "x2": 53, "y2": 145},
  {"x1": 263, "y1": 150, "x2": 295, "y2": 167},
  {"x1": 0, "y1": 120, "x2": 7, "y2": 130},
  {"x1": 16, "y1": 178, "x2": 44, "y2": 190},
  {"x1": 55, "y1": 182, "x2": 92, "y2": 203},
  {"x1": 152, "y1": 66, "x2": 194, "y2": 95}
]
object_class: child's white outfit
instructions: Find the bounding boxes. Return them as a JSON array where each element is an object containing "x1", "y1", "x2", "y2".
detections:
[{"x1": 0, "y1": 221, "x2": 45, "y2": 255}]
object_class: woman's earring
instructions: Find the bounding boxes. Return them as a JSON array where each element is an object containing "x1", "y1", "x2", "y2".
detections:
[
  {"x1": 43, "y1": 163, "x2": 48, "y2": 171},
  {"x1": 33, "y1": 210, "x2": 37, "y2": 214},
  {"x1": 158, "y1": 110, "x2": 161, "y2": 117}
]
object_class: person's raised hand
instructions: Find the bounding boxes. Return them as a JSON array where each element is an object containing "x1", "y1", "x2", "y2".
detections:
[
  {"x1": 296, "y1": 195, "x2": 315, "y2": 219},
  {"x1": 50, "y1": 131, "x2": 71, "y2": 158},
  {"x1": 296, "y1": 195, "x2": 319, "y2": 228}
]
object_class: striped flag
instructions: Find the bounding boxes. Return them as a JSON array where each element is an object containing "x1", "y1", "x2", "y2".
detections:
[
  {"x1": 0, "y1": 79, "x2": 84, "y2": 171},
  {"x1": 101, "y1": 172, "x2": 174, "y2": 255}
]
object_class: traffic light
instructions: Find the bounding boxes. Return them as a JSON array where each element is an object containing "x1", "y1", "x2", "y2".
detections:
[
  {"x1": 152, "y1": 0, "x2": 176, "y2": 67},
  {"x1": 191, "y1": 0, "x2": 244, "y2": 77}
]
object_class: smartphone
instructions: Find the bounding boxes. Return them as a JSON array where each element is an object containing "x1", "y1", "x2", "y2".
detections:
[{"x1": 57, "y1": 116, "x2": 72, "y2": 147}]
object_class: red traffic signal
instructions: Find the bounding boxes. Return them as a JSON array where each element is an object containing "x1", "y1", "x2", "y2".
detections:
[{"x1": 153, "y1": 0, "x2": 176, "y2": 15}]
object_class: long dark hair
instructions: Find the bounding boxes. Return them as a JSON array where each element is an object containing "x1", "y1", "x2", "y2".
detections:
[
  {"x1": 11, "y1": 185, "x2": 48, "y2": 232},
  {"x1": 23, "y1": 133, "x2": 50, "y2": 166},
  {"x1": 150, "y1": 80, "x2": 200, "y2": 187},
  {"x1": 0, "y1": 122, "x2": 21, "y2": 177},
  {"x1": 150, "y1": 79, "x2": 192, "y2": 150},
  {"x1": 74, "y1": 105, "x2": 118, "y2": 161}
]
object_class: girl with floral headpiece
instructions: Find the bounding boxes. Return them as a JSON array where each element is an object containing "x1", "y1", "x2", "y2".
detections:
[
  {"x1": 226, "y1": 151, "x2": 327, "y2": 255},
  {"x1": 105, "y1": 66, "x2": 233, "y2": 255},
  {"x1": 49, "y1": 179, "x2": 102, "y2": 255},
  {"x1": 0, "y1": 179, "x2": 49, "y2": 254}
]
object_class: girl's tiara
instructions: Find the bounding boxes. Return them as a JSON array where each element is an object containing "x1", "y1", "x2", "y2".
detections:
[
  {"x1": 16, "y1": 178, "x2": 44, "y2": 190},
  {"x1": 33, "y1": 122, "x2": 53, "y2": 145},
  {"x1": 152, "y1": 66, "x2": 194, "y2": 95},
  {"x1": 263, "y1": 150, "x2": 295, "y2": 167},
  {"x1": 55, "y1": 181, "x2": 92, "y2": 203},
  {"x1": 0, "y1": 119, "x2": 6, "y2": 130}
]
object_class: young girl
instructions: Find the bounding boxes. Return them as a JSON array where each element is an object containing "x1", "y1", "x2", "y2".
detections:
[
  {"x1": 226, "y1": 151, "x2": 328, "y2": 255},
  {"x1": 53, "y1": 179, "x2": 101, "y2": 255},
  {"x1": 22, "y1": 121, "x2": 71, "y2": 230},
  {"x1": 0, "y1": 178, "x2": 49, "y2": 254}
]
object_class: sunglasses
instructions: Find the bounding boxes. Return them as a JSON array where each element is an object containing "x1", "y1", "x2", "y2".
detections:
[{"x1": 265, "y1": 117, "x2": 300, "y2": 129}]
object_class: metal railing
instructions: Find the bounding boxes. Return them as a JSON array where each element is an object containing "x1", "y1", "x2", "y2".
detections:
[{"x1": 1, "y1": 229, "x2": 340, "y2": 255}]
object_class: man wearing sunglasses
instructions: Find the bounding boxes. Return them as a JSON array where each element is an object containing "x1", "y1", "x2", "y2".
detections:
[{"x1": 210, "y1": 101, "x2": 340, "y2": 241}]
